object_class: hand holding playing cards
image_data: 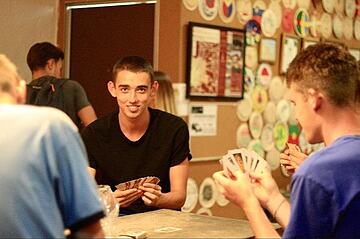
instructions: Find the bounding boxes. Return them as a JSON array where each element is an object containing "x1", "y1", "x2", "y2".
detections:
[
  {"x1": 114, "y1": 176, "x2": 161, "y2": 207},
  {"x1": 139, "y1": 183, "x2": 162, "y2": 207},
  {"x1": 280, "y1": 143, "x2": 308, "y2": 174},
  {"x1": 249, "y1": 171, "x2": 281, "y2": 209},
  {"x1": 213, "y1": 171, "x2": 257, "y2": 208},
  {"x1": 113, "y1": 188, "x2": 143, "y2": 208}
]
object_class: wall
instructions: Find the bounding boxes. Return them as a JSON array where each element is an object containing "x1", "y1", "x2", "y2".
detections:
[
  {"x1": 0, "y1": 0, "x2": 58, "y2": 82},
  {"x1": 157, "y1": 0, "x2": 360, "y2": 219}
]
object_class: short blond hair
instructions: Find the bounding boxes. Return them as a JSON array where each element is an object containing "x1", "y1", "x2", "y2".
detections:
[{"x1": 0, "y1": 54, "x2": 21, "y2": 94}]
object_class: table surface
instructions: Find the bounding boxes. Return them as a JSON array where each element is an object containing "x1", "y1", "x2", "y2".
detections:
[{"x1": 103, "y1": 209, "x2": 257, "y2": 238}]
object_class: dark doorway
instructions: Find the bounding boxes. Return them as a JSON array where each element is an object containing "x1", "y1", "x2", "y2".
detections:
[{"x1": 68, "y1": 3, "x2": 155, "y2": 117}]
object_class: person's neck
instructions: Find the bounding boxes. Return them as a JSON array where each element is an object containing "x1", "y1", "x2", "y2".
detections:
[
  {"x1": 321, "y1": 106, "x2": 360, "y2": 146},
  {"x1": 32, "y1": 70, "x2": 53, "y2": 80},
  {"x1": 118, "y1": 109, "x2": 151, "y2": 141}
]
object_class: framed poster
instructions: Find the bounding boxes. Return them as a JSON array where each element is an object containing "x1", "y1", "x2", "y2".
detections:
[
  {"x1": 186, "y1": 22, "x2": 246, "y2": 100},
  {"x1": 280, "y1": 33, "x2": 300, "y2": 74},
  {"x1": 259, "y1": 37, "x2": 277, "y2": 63},
  {"x1": 301, "y1": 37, "x2": 320, "y2": 49}
]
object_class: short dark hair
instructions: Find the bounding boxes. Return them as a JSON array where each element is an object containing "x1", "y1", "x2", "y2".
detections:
[
  {"x1": 27, "y1": 42, "x2": 64, "y2": 72},
  {"x1": 112, "y1": 56, "x2": 154, "y2": 83}
]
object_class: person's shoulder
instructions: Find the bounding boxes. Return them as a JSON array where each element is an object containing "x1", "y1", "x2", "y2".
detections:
[
  {"x1": 2, "y1": 104, "x2": 77, "y2": 132},
  {"x1": 62, "y1": 79, "x2": 83, "y2": 89},
  {"x1": 83, "y1": 111, "x2": 116, "y2": 133},
  {"x1": 150, "y1": 108, "x2": 187, "y2": 127}
]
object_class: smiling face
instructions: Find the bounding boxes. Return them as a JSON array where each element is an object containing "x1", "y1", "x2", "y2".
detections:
[{"x1": 108, "y1": 69, "x2": 156, "y2": 121}]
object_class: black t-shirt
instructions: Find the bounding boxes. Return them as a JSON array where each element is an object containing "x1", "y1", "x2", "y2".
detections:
[{"x1": 81, "y1": 108, "x2": 192, "y2": 214}]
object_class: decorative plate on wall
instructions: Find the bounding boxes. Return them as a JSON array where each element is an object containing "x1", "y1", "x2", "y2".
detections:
[
  {"x1": 322, "y1": 0, "x2": 335, "y2": 13},
  {"x1": 247, "y1": 139, "x2": 265, "y2": 158},
  {"x1": 263, "y1": 101, "x2": 277, "y2": 124},
  {"x1": 246, "y1": 20, "x2": 262, "y2": 45},
  {"x1": 320, "y1": 13, "x2": 333, "y2": 38},
  {"x1": 266, "y1": 147, "x2": 280, "y2": 170},
  {"x1": 269, "y1": 76, "x2": 286, "y2": 102},
  {"x1": 269, "y1": 1, "x2": 282, "y2": 28},
  {"x1": 261, "y1": 124, "x2": 275, "y2": 152},
  {"x1": 257, "y1": 63, "x2": 273, "y2": 87},
  {"x1": 245, "y1": 45, "x2": 259, "y2": 69},
  {"x1": 199, "y1": 0, "x2": 219, "y2": 21},
  {"x1": 251, "y1": 85, "x2": 268, "y2": 113},
  {"x1": 294, "y1": 8, "x2": 311, "y2": 38},
  {"x1": 236, "y1": 123, "x2": 252, "y2": 148},
  {"x1": 276, "y1": 99, "x2": 291, "y2": 123},
  {"x1": 273, "y1": 121, "x2": 289, "y2": 151},
  {"x1": 237, "y1": 97, "x2": 252, "y2": 121},
  {"x1": 216, "y1": 191, "x2": 230, "y2": 206},
  {"x1": 181, "y1": 178, "x2": 198, "y2": 213},
  {"x1": 261, "y1": 9, "x2": 277, "y2": 37},
  {"x1": 199, "y1": 177, "x2": 218, "y2": 208},
  {"x1": 219, "y1": 0, "x2": 236, "y2": 23},
  {"x1": 237, "y1": 0, "x2": 253, "y2": 25},
  {"x1": 345, "y1": 0, "x2": 356, "y2": 17},
  {"x1": 333, "y1": 14, "x2": 344, "y2": 39},
  {"x1": 282, "y1": 8, "x2": 295, "y2": 32},
  {"x1": 183, "y1": 0, "x2": 199, "y2": 11},
  {"x1": 343, "y1": 16, "x2": 354, "y2": 39},
  {"x1": 249, "y1": 111, "x2": 264, "y2": 139}
]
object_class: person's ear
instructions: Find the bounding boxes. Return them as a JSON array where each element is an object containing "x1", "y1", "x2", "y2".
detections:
[
  {"x1": 307, "y1": 88, "x2": 322, "y2": 111},
  {"x1": 107, "y1": 81, "x2": 117, "y2": 98},
  {"x1": 46, "y1": 59, "x2": 55, "y2": 69},
  {"x1": 150, "y1": 81, "x2": 159, "y2": 97}
]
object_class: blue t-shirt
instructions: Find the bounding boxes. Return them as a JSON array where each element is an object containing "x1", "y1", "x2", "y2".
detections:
[
  {"x1": 284, "y1": 136, "x2": 360, "y2": 238},
  {"x1": 0, "y1": 105, "x2": 104, "y2": 238}
]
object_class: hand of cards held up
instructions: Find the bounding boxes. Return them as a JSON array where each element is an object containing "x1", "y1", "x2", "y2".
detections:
[{"x1": 220, "y1": 148, "x2": 270, "y2": 178}]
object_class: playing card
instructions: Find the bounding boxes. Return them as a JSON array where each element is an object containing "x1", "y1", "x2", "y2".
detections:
[
  {"x1": 250, "y1": 150, "x2": 267, "y2": 173},
  {"x1": 248, "y1": 150, "x2": 260, "y2": 172},
  {"x1": 221, "y1": 154, "x2": 241, "y2": 177},
  {"x1": 227, "y1": 149, "x2": 245, "y2": 172},
  {"x1": 239, "y1": 148, "x2": 252, "y2": 172},
  {"x1": 115, "y1": 176, "x2": 160, "y2": 191}
]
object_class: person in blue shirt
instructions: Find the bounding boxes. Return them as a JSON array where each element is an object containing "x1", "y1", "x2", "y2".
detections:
[
  {"x1": 213, "y1": 43, "x2": 360, "y2": 238},
  {"x1": 0, "y1": 54, "x2": 105, "y2": 238}
]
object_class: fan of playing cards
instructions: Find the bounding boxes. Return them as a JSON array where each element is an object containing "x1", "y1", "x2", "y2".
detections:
[
  {"x1": 115, "y1": 176, "x2": 160, "y2": 191},
  {"x1": 220, "y1": 148, "x2": 270, "y2": 177}
]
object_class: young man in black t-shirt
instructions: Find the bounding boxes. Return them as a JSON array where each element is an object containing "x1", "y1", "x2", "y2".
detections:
[{"x1": 81, "y1": 56, "x2": 191, "y2": 215}]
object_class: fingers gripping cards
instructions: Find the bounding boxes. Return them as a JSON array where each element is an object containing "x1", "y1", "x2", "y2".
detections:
[
  {"x1": 219, "y1": 148, "x2": 270, "y2": 177},
  {"x1": 115, "y1": 176, "x2": 160, "y2": 191}
]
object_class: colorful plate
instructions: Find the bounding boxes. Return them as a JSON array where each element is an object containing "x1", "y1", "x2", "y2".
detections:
[
  {"x1": 237, "y1": 0, "x2": 253, "y2": 25},
  {"x1": 236, "y1": 123, "x2": 252, "y2": 148},
  {"x1": 183, "y1": 0, "x2": 198, "y2": 11},
  {"x1": 219, "y1": 0, "x2": 236, "y2": 23},
  {"x1": 181, "y1": 178, "x2": 198, "y2": 213},
  {"x1": 199, "y1": 0, "x2": 218, "y2": 21},
  {"x1": 249, "y1": 111, "x2": 264, "y2": 139}
]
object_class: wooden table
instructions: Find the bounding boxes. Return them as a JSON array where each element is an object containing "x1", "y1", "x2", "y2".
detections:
[{"x1": 103, "y1": 209, "x2": 257, "y2": 238}]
